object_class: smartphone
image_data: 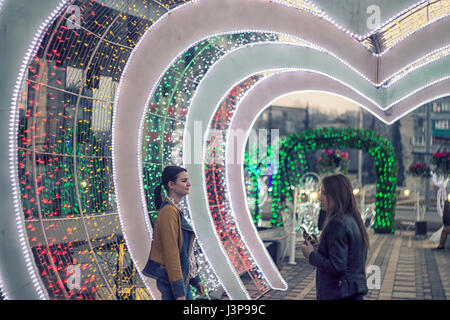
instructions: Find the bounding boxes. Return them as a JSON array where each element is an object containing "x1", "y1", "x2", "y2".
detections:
[{"x1": 299, "y1": 225, "x2": 312, "y2": 242}]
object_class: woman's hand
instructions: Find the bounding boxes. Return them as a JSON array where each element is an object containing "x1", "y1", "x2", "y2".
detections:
[
  {"x1": 301, "y1": 238, "x2": 315, "y2": 260},
  {"x1": 195, "y1": 282, "x2": 205, "y2": 296},
  {"x1": 310, "y1": 234, "x2": 319, "y2": 250}
]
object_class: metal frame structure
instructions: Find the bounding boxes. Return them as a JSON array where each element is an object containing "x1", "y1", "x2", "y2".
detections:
[{"x1": 2, "y1": 0, "x2": 450, "y2": 299}]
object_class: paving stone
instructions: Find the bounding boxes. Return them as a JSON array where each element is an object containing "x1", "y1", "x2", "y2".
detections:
[
  {"x1": 392, "y1": 291, "x2": 417, "y2": 298},
  {"x1": 393, "y1": 286, "x2": 417, "y2": 292},
  {"x1": 394, "y1": 282, "x2": 416, "y2": 288},
  {"x1": 252, "y1": 228, "x2": 450, "y2": 300}
]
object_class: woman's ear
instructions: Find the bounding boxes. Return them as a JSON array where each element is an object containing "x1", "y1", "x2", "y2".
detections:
[{"x1": 167, "y1": 180, "x2": 175, "y2": 190}]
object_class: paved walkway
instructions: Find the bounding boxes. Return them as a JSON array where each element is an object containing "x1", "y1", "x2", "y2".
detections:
[{"x1": 249, "y1": 227, "x2": 450, "y2": 300}]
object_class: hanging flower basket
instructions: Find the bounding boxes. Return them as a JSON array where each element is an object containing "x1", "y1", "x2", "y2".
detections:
[
  {"x1": 317, "y1": 149, "x2": 349, "y2": 175},
  {"x1": 430, "y1": 151, "x2": 450, "y2": 217},
  {"x1": 408, "y1": 162, "x2": 431, "y2": 178},
  {"x1": 431, "y1": 150, "x2": 450, "y2": 177}
]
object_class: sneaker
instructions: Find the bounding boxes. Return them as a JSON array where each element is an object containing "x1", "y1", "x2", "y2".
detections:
[{"x1": 432, "y1": 246, "x2": 445, "y2": 250}]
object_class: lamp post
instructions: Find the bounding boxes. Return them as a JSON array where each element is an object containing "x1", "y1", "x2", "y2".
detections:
[
  {"x1": 413, "y1": 180, "x2": 427, "y2": 236},
  {"x1": 351, "y1": 178, "x2": 364, "y2": 213},
  {"x1": 288, "y1": 172, "x2": 320, "y2": 265},
  {"x1": 415, "y1": 183, "x2": 421, "y2": 222},
  {"x1": 288, "y1": 186, "x2": 298, "y2": 265}
]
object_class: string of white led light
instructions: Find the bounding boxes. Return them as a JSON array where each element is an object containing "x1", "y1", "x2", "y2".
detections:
[
  {"x1": 0, "y1": 1, "x2": 9, "y2": 298},
  {"x1": 386, "y1": 78, "x2": 450, "y2": 124},
  {"x1": 373, "y1": 1, "x2": 450, "y2": 56},
  {"x1": 382, "y1": 44, "x2": 450, "y2": 87},
  {"x1": 377, "y1": 15, "x2": 450, "y2": 82},
  {"x1": 277, "y1": 0, "x2": 447, "y2": 56},
  {"x1": 7, "y1": 0, "x2": 71, "y2": 300}
]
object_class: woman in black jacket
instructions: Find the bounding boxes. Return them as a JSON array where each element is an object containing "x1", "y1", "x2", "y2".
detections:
[
  {"x1": 301, "y1": 173, "x2": 369, "y2": 300},
  {"x1": 433, "y1": 200, "x2": 450, "y2": 250}
]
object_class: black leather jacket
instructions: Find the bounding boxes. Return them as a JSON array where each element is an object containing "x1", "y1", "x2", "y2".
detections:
[
  {"x1": 309, "y1": 214, "x2": 368, "y2": 300},
  {"x1": 443, "y1": 201, "x2": 450, "y2": 226}
]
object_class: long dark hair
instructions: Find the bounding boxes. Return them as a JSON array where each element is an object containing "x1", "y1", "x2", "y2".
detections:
[
  {"x1": 153, "y1": 166, "x2": 187, "y2": 210},
  {"x1": 320, "y1": 173, "x2": 370, "y2": 249},
  {"x1": 443, "y1": 200, "x2": 450, "y2": 226}
]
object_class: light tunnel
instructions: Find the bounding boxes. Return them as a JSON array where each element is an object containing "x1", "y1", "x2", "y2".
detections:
[{"x1": 2, "y1": 0, "x2": 450, "y2": 299}]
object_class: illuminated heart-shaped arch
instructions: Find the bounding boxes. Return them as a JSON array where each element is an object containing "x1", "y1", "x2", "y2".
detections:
[
  {"x1": 190, "y1": 35, "x2": 450, "y2": 273},
  {"x1": 186, "y1": 43, "x2": 383, "y2": 297},
  {"x1": 5, "y1": 0, "x2": 450, "y2": 300},
  {"x1": 207, "y1": 65, "x2": 450, "y2": 239},
  {"x1": 113, "y1": 0, "x2": 450, "y2": 299},
  {"x1": 113, "y1": 0, "x2": 380, "y2": 299}
]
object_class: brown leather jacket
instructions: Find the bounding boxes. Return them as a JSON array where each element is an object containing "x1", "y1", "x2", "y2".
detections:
[
  {"x1": 150, "y1": 202, "x2": 184, "y2": 281},
  {"x1": 143, "y1": 201, "x2": 199, "y2": 298}
]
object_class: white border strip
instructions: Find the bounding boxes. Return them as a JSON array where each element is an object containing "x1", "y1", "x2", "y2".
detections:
[
  {"x1": 8, "y1": 0, "x2": 71, "y2": 300},
  {"x1": 112, "y1": 0, "x2": 450, "y2": 299}
]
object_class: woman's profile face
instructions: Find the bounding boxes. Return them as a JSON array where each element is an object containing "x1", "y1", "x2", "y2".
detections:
[
  {"x1": 169, "y1": 171, "x2": 191, "y2": 197},
  {"x1": 319, "y1": 185, "x2": 333, "y2": 212}
]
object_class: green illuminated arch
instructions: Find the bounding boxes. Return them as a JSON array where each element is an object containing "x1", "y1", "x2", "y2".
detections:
[{"x1": 270, "y1": 127, "x2": 398, "y2": 234}]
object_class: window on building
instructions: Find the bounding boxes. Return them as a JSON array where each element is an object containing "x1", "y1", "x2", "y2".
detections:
[
  {"x1": 433, "y1": 100, "x2": 450, "y2": 113},
  {"x1": 435, "y1": 120, "x2": 449, "y2": 129}
]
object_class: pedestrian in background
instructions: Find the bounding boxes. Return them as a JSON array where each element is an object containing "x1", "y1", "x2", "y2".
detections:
[
  {"x1": 142, "y1": 165, "x2": 204, "y2": 300},
  {"x1": 433, "y1": 199, "x2": 450, "y2": 250},
  {"x1": 301, "y1": 173, "x2": 369, "y2": 300}
]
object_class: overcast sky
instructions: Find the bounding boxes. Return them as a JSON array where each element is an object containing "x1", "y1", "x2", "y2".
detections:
[{"x1": 271, "y1": 91, "x2": 362, "y2": 116}]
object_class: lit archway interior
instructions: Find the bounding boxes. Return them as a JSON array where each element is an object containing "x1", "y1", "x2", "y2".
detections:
[{"x1": 5, "y1": 0, "x2": 450, "y2": 299}]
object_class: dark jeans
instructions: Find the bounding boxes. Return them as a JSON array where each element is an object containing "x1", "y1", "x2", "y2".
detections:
[{"x1": 156, "y1": 280, "x2": 193, "y2": 300}]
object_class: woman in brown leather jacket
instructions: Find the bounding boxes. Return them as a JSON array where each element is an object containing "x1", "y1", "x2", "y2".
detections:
[{"x1": 143, "y1": 166, "x2": 204, "y2": 300}]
